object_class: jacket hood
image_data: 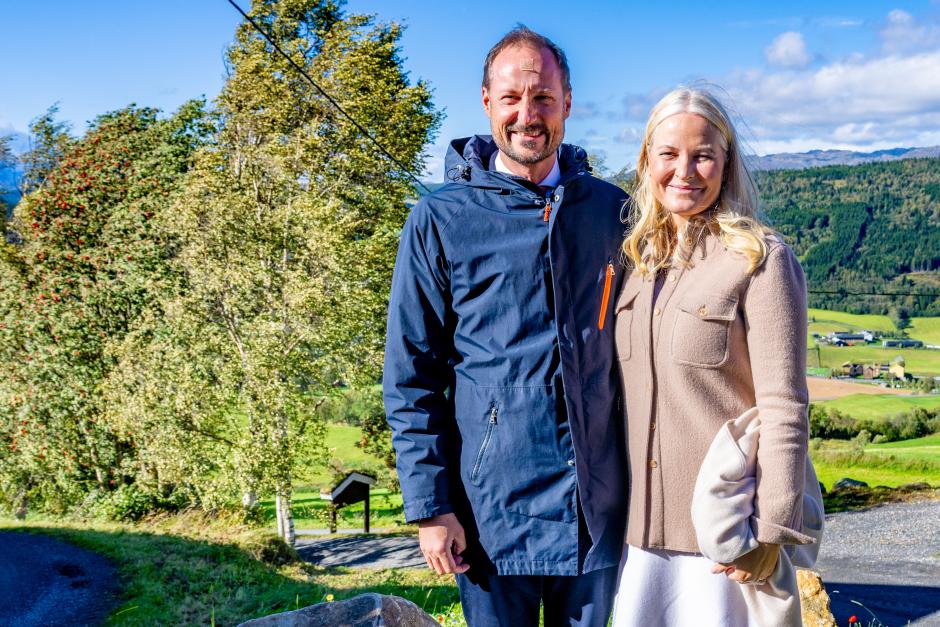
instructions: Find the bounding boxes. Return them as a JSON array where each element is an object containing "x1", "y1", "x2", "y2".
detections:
[{"x1": 443, "y1": 135, "x2": 591, "y2": 188}]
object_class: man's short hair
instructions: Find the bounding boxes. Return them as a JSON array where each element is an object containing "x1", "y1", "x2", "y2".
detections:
[{"x1": 482, "y1": 25, "x2": 571, "y2": 92}]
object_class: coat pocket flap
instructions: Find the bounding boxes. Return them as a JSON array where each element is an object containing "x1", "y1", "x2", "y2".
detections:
[
  {"x1": 615, "y1": 276, "x2": 643, "y2": 311},
  {"x1": 677, "y1": 293, "x2": 738, "y2": 321}
]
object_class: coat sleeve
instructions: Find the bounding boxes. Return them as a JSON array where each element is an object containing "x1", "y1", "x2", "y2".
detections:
[
  {"x1": 382, "y1": 201, "x2": 456, "y2": 523},
  {"x1": 743, "y1": 242, "x2": 811, "y2": 545}
]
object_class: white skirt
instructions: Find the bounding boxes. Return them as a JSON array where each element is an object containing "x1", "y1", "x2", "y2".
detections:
[{"x1": 611, "y1": 545, "x2": 750, "y2": 627}]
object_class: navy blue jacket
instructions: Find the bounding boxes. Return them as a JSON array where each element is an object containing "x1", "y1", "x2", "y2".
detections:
[{"x1": 383, "y1": 135, "x2": 629, "y2": 576}]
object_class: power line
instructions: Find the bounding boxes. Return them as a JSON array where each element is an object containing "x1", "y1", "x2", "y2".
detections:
[
  {"x1": 224, "y1": 0, "x2": 432, "y2": 195},
  {"x1": 809, "y1": 288, "x2": 940, "y2": 298}
]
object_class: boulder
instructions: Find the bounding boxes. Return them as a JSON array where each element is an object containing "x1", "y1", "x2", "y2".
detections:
[
  {"x1": 236, "y1": 593, "x2": 439, "y2": 627},
  {"x1": 832, "y1": 477, "x2": 868, "y2": 490},
  {"x1": 797, "y1": 569, "x2": 837, "y2": 627}
]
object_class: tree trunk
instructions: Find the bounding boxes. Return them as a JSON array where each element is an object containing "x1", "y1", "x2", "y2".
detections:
[{"x1": 275, "y1": 483, "x2": 295, "y2": 546}]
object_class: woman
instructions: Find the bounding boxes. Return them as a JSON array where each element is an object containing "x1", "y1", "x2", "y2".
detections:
[{"x1": 611, "y1": 87, "x2": 812, "y2": 626}]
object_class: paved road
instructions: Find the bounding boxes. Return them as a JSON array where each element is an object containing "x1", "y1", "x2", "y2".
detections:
[
  {"x1": 0, "y1": 531, "x2": 118, "y2": 627},
  {"x1": 298, "y1": 502, "x2": 940, "y2": 626},
  {"x1": 814, "y1": 500, "x2": 940, "y2": 626},
  {"x1": 295, "y1": 533, "x2": 425, "y2": 569}
]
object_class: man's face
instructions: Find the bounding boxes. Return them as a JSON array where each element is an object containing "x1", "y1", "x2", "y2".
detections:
[{"x1": 482, "y1": 44, "x2": 571, "y2": 166}]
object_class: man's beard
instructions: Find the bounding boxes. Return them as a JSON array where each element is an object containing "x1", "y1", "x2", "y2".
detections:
[{"x1": 494, "y1": 123, "x2": 562, "y2": 165}]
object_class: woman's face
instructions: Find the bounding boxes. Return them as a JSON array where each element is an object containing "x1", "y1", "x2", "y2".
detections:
[{"x1": 647, "y1": 112, "x2": 726, "y2": 228}]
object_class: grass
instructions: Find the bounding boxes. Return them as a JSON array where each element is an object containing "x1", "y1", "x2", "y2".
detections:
[
  {"x1": 811, "y1": 434, "x2": 940, "y2": 492},
  {"x1": 808, "y1": 343, "x2": 940, "y2": 376},
  {"x1": 909, "y1": 316, "x2": 940, "y2": 346},
  {"x1": 806, "y1": 308, "x2": 940, "y2": 375},
  {"x1": 807, "y1": 308, "x2": 897, "y2": 334},
  {"x1": 258, "y1": 488, "x2": 408, "y2": 531},
  {"x1": 815, "y1": 393, "x2": 940, "y2": 420},
  {"x1": 0, "y1": 511, "x2": 461, "y2": 626}
]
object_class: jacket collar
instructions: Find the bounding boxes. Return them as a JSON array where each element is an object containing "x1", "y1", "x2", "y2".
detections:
[{"x1": 443, "y1": 135, "x2": 591, "y2": 192}]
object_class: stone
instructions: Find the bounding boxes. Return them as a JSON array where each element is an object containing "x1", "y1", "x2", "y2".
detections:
[
  {"x1": 797, "y1": 569, "x2": 837, "y2": 627},
  {"x1": 832, "y1": 477, "x2": 868, "y2": 490},
  {"x1": 236, "y1": 593, "x2": 440, "y2": 627}
]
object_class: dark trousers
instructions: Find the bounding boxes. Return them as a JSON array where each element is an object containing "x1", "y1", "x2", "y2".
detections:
[{"x1": 456, "y1": 565, "x2": 619, "y2": 627}]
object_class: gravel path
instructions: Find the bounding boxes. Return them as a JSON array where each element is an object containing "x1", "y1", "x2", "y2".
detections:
[
  {"x1": 0, "y1": 531, "x2": 118, "y2": 627},
  {"x1": 814, "y1": 500, "x2": 940, "y2": 626}
]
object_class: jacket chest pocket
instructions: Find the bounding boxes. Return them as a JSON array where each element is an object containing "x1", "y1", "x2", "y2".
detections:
[
  {"x1": 614, "y1": 278, "x2": 642, "y2": 362},
  {"x1": 670, "y1": 293, "x2": 738, "y2": 368}
]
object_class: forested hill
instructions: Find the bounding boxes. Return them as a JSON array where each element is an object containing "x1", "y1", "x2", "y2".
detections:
[{"x1": 756, "y1": 157, "x2": 940, "y2": 317}]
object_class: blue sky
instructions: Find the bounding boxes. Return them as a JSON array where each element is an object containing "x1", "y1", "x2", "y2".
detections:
[{"x1": 3, "y1": 1, "x2": 940, "y2": 180}]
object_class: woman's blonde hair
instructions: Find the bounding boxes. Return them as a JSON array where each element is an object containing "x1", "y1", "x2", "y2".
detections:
[{"x1": 622, "y1": 86, "x2": 772, "y2": 275}]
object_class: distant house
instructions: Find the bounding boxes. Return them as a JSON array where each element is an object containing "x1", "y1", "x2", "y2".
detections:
[
  {"x1": 831, "y1": 331, "x2": 875, "y2": 343},
  {"x1": 841, "y1": 361, "x2": 864, "y2": 377},
  {"x1": 882, "y1": 339, "x2": 923, "y2": 348},
  {"x1": 862, "y1": 363, "x2": 886, "y2": 379},
  {"x1": 888, "y1": 356, "x2": 909, "y2": 380}
]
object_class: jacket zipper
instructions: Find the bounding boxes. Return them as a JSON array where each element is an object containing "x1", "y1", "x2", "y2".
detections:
[
  {"x1": 597, "y1": 261, "x2": 615, "y2": 330},
  {"x1": 470, "y1": 403, "x2": 498, "y2": 483},
  {"x1": 543, "y1": 200, "x2": 551, "y2": 222}
]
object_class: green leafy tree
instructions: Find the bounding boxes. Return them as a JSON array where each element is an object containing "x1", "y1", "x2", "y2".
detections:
[
  {"x1": 18, "y1": 105, "x2": 74, "y2": 196},
  {"x1": 0, "y1": 103, "x2": 208, "y2": 515},
  {"x1": 163, "y1": 0, "x2": 439, "y2": 544}
]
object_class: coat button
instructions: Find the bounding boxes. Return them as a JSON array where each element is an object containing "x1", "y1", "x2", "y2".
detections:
[
  {"x1": 567, "y1": 459, "x2": 576, "y2": 467},
  {"x1": 553, "y1": 194, "x2": 560, "y2": 202},
  {"x1": 649, "y1": 459, "x2": 658, "y2": 468},
  {"x1": 650, "y1": 421, "x2": 656, "y2": 430},
  {"x1": 698, "y1": 306, "x2": 708, "y2": 317},
  {"x1": 654, "y1": 307, "x2": 662, "y2": 316},
  {"x1": 668, "y1": 274, "x2": 677, "y2": 283}
]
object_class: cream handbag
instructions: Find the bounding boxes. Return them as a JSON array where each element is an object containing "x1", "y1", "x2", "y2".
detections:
[{"x1": 691, "y1": 407, "x2": 825, "y2": 626}]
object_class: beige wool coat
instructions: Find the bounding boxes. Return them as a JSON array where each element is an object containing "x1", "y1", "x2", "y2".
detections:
[{"x1": 614, "y1": 232, "x2": 810, "y2": 553}]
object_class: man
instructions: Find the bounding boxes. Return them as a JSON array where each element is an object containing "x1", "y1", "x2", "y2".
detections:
[{"x1": 383, "y1": 26, "x2": 629, "y2": 626}]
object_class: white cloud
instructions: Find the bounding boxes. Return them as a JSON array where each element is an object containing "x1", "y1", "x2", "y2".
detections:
[
  {"x1": 764, "y1": 32, "x2": 812, "y2": 67},
  {"x1": 880, "y1": 9, "x2": 940, "y2": 54}
]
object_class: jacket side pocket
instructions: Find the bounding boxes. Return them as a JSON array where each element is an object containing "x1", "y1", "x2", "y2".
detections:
[{"x1": 470, "y1": 402, "x2": 498, "y2": 484}]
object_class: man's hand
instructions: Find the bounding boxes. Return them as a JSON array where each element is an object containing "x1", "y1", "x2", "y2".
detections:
[
  {"x1": 418, "y1": 512, "x2": 470, "y2": 575},
  {"x1": 711, "y1": 542, "x2": 780, "y2": 584}
]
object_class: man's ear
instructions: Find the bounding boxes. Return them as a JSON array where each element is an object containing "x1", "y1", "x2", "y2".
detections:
[
  {"x1": 563, "y1": 90, "x2": 572, "y2": 119},
  {"x1": 482, "y1": 86, "x2": 492, "y2": 118}
]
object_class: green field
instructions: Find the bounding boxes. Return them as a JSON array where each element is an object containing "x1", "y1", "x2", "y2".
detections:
[
  {"x1": 816, "y1": 393, "x2": 940, "y2": 419},
  {"x1": 909, "y1": 316, "x2": 940, "y2": 346},
  {"x1": 808, "y1": 308, "x2": 897, "y2": 334},
  {"x1": 805, "y1": 308, "x2": 940, "y2": 376},
  {"x1": 811, "y1": 433, "x2": 940, "y2": 490}
]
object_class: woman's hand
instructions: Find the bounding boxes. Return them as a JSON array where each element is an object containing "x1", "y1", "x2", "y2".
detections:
[{"x1": 711, "y1": 542, "x2": 780, "y2": 584}]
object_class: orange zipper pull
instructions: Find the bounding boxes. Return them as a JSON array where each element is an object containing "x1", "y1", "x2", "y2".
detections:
[
  {"x1": 543, "y1": 203, "x2": 551, "y2": 222},
  {"x1": 598, "y1": 262, "x2": 615, "y2": 330}
]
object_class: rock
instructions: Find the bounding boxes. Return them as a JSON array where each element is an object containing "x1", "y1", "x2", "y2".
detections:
[
  {"x1": 898, "y1": 482, "x2": 931, "y2": 491},
  {"x1": 236, "y1": 593, "x2": 440, "y2": 627},
  {"x1": 797, "y1": 569, "x2": 837, "y2": 627},
  {"x1": 832, "y1": 477, "x2": 868, "y2": 490}
]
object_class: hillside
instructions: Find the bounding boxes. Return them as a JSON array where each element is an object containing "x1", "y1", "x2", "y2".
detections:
[{"x1": 757, "y1": 157, "x2": 940, "y2": 316}]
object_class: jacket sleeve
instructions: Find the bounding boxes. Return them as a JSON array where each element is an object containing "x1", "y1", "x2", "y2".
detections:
[
  {"x1": 383, "y1": 201, "x2": 456, "y2": 522},
  {"x1": 743, "y1": 242, "x2": 811, "y2": 545}
]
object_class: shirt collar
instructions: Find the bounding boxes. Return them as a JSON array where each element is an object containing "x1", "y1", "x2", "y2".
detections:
[{"x1": 494, "y1": 150, "x2": 561, "y2": 188}]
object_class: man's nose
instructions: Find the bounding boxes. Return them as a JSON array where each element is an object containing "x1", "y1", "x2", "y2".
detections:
[{"x1": 518, "y1": 97, "x2": 539, "y2": 126}]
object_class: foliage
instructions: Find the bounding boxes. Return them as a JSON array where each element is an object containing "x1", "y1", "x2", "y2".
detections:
[
  {"x1": 808, "y1": 404, "x2": 940, "y2": 442},
  {"x1": 0, "y1": 103, "x2": 209, "y2": 516},
  {"x1": 117, "y1": 0, "x2": 441, "y2": 543},
  {"x1": 17, "y1": 105, "x2": 75, "y2": 196},
  {"x1": 756, "y1": 158, "x2": 940, "y2": 316}
]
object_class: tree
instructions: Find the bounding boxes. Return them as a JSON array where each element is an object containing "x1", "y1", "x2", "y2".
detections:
[
  {"x1": 0, "y1": 102, "x2": 209, "y2": 515},
  {"x1": 164, "y1": 0, "x2": 439, "y2": 544},
  {"x1": 18, "y1": 106, "x2": 74, "y2": 196}
]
